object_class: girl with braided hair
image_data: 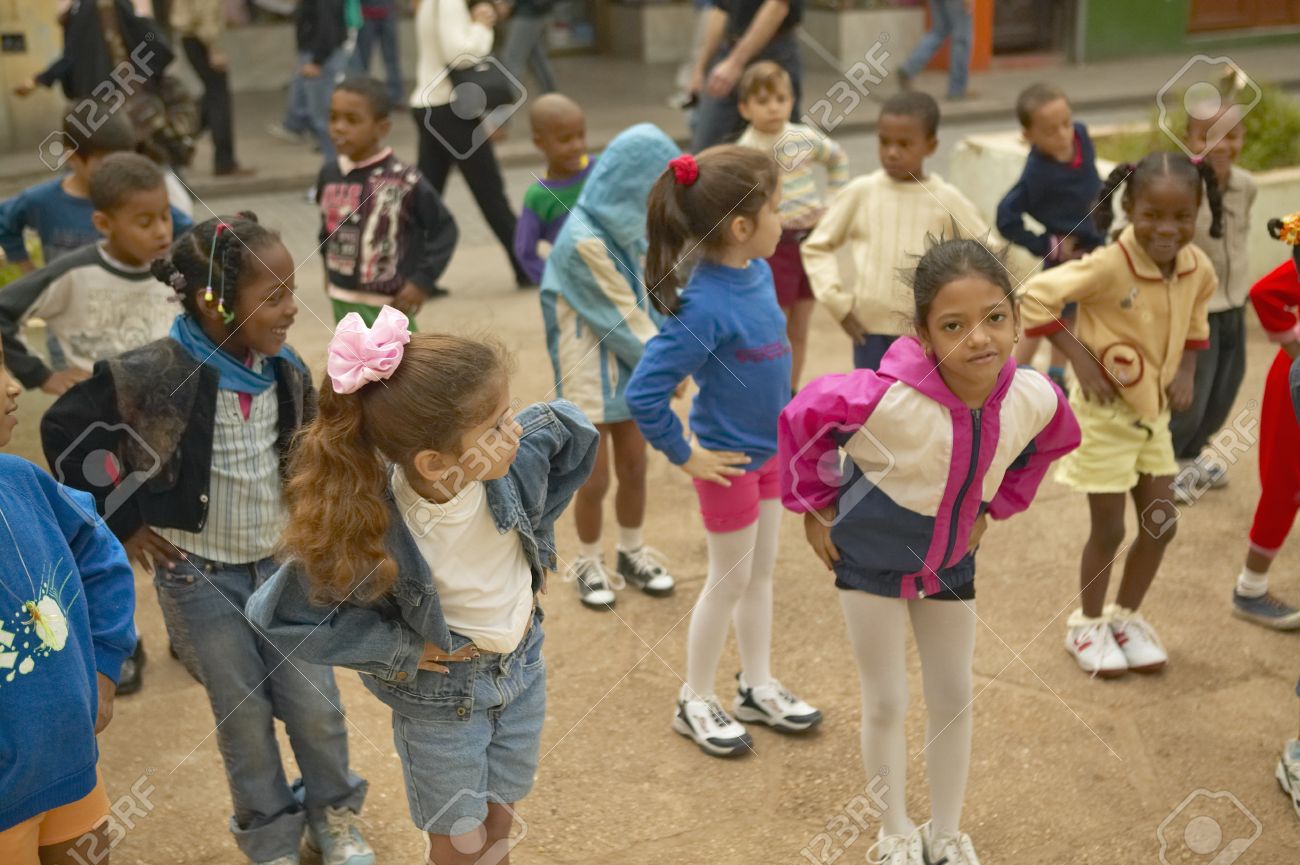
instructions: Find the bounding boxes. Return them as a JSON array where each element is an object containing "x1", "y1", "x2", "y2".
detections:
[
  {"x1": 1020, "y1": 151, "x2": 1223, "y2": 678},
  {"x1": 40, "y1": 214, "x2": 376, "y2": 865}
]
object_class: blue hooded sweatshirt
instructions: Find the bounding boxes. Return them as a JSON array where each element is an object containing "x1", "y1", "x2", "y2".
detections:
[
  {"x1": 540, "y1": 123, "x2": 680, "y2": 423},
  {"x1": 0, "y1": 454, "x2": 136, "y2": 831}
]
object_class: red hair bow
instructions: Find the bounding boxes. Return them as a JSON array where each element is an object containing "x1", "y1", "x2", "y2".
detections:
[{"x1": 669, "y1": 154, "x2": 699, "y2": 186}]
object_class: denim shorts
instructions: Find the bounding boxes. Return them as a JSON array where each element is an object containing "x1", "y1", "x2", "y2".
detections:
[{"x1": 392, "y1": 612, "x2": 546, "y2": 835}]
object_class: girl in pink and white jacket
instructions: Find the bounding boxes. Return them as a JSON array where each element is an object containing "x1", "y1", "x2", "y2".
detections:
[{"x1": 779, "y1": 237, "x2": 1080, "y2": 865}]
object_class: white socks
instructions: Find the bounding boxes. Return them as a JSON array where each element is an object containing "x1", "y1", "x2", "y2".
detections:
[
  {"x1": 577, "y1": 540, "x2": 602, "y2": 561},
  {"x1": 1237, "y1": 567, "x2": 1269, "y2": 598},
  {"x1": 617, "y1": 525, "x2": 643, "y2": 552},
  {"x1": 685, "y1": 500, "x2": 780, "y2": 697}
]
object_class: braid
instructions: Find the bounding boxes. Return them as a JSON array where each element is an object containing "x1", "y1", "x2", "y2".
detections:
[
  {"x1": 1194, "y1": 159, "x2": 1224, "y2": 239},
  {"x1": 149, "y1": 212, "x2": 275, "y2": 322},
  {"x1": 1092, "y1": 162, "x2": 1134, "y2": 237}
]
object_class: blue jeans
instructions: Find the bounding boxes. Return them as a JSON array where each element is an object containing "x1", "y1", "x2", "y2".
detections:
[
  {"x1": 355, "y1": 15, "x2": 404, "y2": 105},
  {"x1": 283, "y1": 46, "x2": 353, "y2": 161},
  {"x1": 900, "y1": 0, "x2": 971, "y2": 98},
  {"x1": 500, "y1": 13, "x2": 557, "y2": 94},
  {"x1": 853, "y1": 334, "x2": 899, "y2": 370},
  {"x1": 155, "y1": 553, "x2": 367, "y2": 863}
]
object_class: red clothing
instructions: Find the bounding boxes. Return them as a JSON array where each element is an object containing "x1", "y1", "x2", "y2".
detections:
[{"x1": 1248, "y1": 259, "x2": 1300, "y2": 555}]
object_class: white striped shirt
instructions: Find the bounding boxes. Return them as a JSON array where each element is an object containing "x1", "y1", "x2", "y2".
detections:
[{"x1": 157, "y1": 367, "x2": 284, "y2": 564}]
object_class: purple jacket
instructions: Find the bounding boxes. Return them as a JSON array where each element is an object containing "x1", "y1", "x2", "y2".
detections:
[{"x1": 779, "y1": 337, "x2": 1080, "y2": 598}]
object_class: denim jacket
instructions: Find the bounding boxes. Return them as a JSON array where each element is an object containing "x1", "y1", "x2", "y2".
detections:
[{"x1": 246, "y1": 400, "x2": 598, "y2": 721}]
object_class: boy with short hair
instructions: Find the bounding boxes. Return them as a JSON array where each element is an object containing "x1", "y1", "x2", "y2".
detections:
[
  {"x1": 996, "y1": 83, "x2": 1103, "y2": 386},
  {"x1": 514, "y1": 92, "x2": 593, "y2": 286},
  {"x1": 317, "y1": 75, "x2": 458, "y2": 324},
  {"x1": 736, "y1": 60, "x2": 847, "y2": 388},
  {"x1": 801, "y1": 91, "x2": 992, "y2": 370},
  {"x1": 0, "y1": 153, "x2": 178, "y2": 396},
  {"x1": 0, "y1": 112, "x2": 193, "y2": 272},
  {"x1": 0, "y1": 339, "x2": 137, "y2": 865}
]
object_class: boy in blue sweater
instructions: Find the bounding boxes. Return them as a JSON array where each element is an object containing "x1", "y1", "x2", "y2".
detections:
[
  {"x1": 995, "y1": 83, "x2": 1102, "y2": 388},
  {"x1": 0, "y1": 339, "x2": 137, "y2": 862}
]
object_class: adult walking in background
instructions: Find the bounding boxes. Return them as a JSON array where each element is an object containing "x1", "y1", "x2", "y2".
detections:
[
  {"x1": 412, "y1": 0, "x2": 531, "y2": 288},
  {"x1": 898, "y1": 0, "x2": 972, "y2": 101},
  {"x1": 687, "y1": 0, "x2": 802, "y2": 151},
  {"x1": 500, "y1": 0, "x2": 557, "y2": 94},
  {"x1": 355, "y1": 0, "x2": 406, "y2": 107},
  {"x1": 172, "y1": 0, "x2": 255, "y2": 176}
]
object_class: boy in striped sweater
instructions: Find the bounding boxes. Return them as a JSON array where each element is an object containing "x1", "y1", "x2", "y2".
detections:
[
  {"x1": 801, "y1": 91, "x2": 991, "y2": 370},
  {"x1": 737, "y1": 61, "x2": 848, "y2": 387}
]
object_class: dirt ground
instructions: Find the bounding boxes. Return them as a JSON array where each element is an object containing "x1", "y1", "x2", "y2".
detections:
[{"x1": 8, "y1": 188, "x2": 1299, "y2": 865}]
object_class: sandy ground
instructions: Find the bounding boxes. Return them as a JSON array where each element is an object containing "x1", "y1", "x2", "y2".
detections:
[{"x1": 7, "y1": 171, "x2": 1300, "y2": 865}]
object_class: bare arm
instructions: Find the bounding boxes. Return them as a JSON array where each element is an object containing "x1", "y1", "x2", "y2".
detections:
[
  {"x1": 705, "y1": 0, "x2": 791, "y2": 99},
  {"x1": 690, "y1": 7, "x2": 729, "y2": 90}
]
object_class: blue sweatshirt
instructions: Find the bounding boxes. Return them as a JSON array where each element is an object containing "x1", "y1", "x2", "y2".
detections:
[
  {"x1": 995, "y1": 122, "x2": 1103, "y2": 259},
  {"x1": 626, "y1": 259, "x2": 792, "y2": 466},
  {"x1": 0, "y1": 177, "x2": 193, "y2": 263},
  {"x1": 0, "y1": 454, "x2": 136, "y2": 831}
]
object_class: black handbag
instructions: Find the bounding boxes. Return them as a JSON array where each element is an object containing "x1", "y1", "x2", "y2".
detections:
[{"x1": 443, "y1": 0, "x2": 522, "y2": 118}]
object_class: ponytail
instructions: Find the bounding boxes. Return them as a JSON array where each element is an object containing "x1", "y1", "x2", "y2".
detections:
[
  {"x1": 281, "y1": 387, "x2": 396, "y2": 604},
  {"x1": 1093, "y1": 161, "x2": 1133, "y2": 238},
  {"x1": 643, "y1": 145, "x2": 779, "y2": 316},
  {"x1": 1193, "y1": 158, "x2": 1224, "y2": 239}
]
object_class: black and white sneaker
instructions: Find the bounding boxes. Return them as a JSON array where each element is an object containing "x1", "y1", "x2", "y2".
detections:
[
  {"x1": 732, "y1": 672, "x2": 823, "y2": 732},
  {"x1": 616, "y1": 546, "x2": 675, "y2": 597},
  {"x1": 117, "y1": 639, "x2": 146, "y2": 696},
  {"x1": 564, "y1": 556, "x2": 624, "y2": 610},
  {"x1": 673, "y1": 688, "x2": 752, "y2": 757}
]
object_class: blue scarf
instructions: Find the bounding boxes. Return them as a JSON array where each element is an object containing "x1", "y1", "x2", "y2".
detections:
[{"x1": 169, "y1": 315, "x2": 305, "y2": 395}]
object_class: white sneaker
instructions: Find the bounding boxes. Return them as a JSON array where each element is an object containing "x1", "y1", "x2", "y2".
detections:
[
  {"x1": 672, "y1": 687, "x2": 752, "y2": 757},
  {"x1": 305, "y1": 806, "x2": 374, "y2": 865},
  {"x1": 866, "y1": 827, "x2": 925, "y2": 864},
  {"x1": 1278, "y1": 739, "x2": 1300, "y2": 822},
  {"x1": 564, "y1": 555, "x2": 624, "y2": 610},
  {"x1": 1065, "y1": 610, "x2": 1128, "y2": 678},
  {"x1": 732, "y1": 672, "x2": 823, "y2": 731},
  {"x1": 921, "y1": 822, "x2": 982, "y2": 865},
  {"x1": 1106, "y1": 604, "x2": 1168, "y2": 673}
]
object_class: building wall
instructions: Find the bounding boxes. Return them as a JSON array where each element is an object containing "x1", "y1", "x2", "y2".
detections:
[{"x1": 1079, "y1": 0, "x2": 1300, "y2": 62}]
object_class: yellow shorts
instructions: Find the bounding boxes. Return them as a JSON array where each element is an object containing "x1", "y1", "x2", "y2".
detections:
[
  {"x1": 0, "y1": 772, "x2": 109, "y2": 865},
  {"x1": 1055, "y1": 391, "x2": 1178, "y2": 493}
]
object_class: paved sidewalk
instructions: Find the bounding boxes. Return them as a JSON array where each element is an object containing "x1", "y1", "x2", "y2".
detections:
[{"x1": 1, "y1": 42, "x2": 1296, "y2": 199}]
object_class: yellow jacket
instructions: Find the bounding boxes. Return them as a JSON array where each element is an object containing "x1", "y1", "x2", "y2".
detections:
[{"x1": 1020, "y1": 225, "x2": 1217, "y2": 419}]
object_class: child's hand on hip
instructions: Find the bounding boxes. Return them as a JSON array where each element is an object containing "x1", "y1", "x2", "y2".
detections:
[
  {"x1": 393, "y1": 282, "x2": 427, "y2": 316},
  {"x1": 1074, "y1": 357, "x2": 1118, "y2": 404},
  {"x1": 123, "y1": 527, "x2": 186, "y2": 572},
  {"x1": 804, "y1": 508, "x2": 841, "y2": 570},
  {"x1": 681, "y1": 443, "x2": 750, "y2": 486},
  {"x1": 838, "y1": 311, "x2": 869, "y2": 346},
  {"x1": 95, "y1": 673, "x2": 116, "y2": 734},
  {"x1": 967, "y1": 513, "x2": 988, "y2": 553}
]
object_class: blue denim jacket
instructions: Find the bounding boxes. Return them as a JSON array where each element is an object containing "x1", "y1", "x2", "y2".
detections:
[{"x1": 246, "y1": 400, "x2": 598, "y2": 721}]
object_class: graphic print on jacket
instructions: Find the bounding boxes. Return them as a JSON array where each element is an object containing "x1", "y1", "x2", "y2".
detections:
[{"x1": 780, "y1": 338, "x2": 1080, "y2": 598}]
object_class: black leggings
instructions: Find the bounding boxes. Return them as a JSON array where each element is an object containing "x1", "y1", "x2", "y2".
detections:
[
  {"x1": 182, "y1": 36, "x2": 237, "y2": 173},
  {"x1": 413, "y1": 105, "x2": 527, "y2": 284}
]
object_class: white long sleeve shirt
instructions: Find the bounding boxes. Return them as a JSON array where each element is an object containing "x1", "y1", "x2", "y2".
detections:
[{"x1": 411, "y1": 0, "x2": 495, "y2": 108}]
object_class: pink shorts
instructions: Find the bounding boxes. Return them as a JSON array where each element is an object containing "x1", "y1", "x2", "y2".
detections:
[{"x1": 692, "y1": 457, "x2": 779, "y2": 532}]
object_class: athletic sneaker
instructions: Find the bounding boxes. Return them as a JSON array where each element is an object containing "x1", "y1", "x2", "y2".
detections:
[
  {"x1": 564, "y1": 556, "x2": 624, "y2": 610},
  {"x1": 866, "y1": 828, "x2": 924, "y2": 865},
  {"x1": 265, "y1": 122, "x2": 312, "y2": 144},
  {"x1": 1201, "y1": 459, "x2": 1228, "y2": 489},
  {"x1": 673, "y1": 689, "x2": 752, "y2": 757},
  {"x1": 1278, "y1": 739, "x2": 1300, "y2": 822},
  {"x1": 306, "y1": 806, "x2": 374, "y2": 865},
  {"x1": 117, "y1": 639, "x2": 146, "y2": 696},
  {"x1": 616, "y1": 546, "x2": 676, "y2": 597},
  {"x1": 256, "y1": 856, "x2": 298, "y2": 865},
  {"x1": 921, "y1": 822, "x2": 982, "y2": 865},
  {"x1": 732, "y1": 672, "x2": 823, "y2": 732},
  {"x1": 1064, "y1": 610, "x2": 1127, "y2": 678},
  {"x1": 1106, "y1": 604, "x2": 1168, "y2": 673},
  {"x1": 1232, "y1": 590, "x2": 1300, "y2": 630}
]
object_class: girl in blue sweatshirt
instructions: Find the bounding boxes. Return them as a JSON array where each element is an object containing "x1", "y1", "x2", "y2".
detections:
[
  {"x1": 0, "y1": 340, "x2": 136, "y2": 863},
  {"x1": 626, "y1": 145, "x2": 822, "y2": 757}
]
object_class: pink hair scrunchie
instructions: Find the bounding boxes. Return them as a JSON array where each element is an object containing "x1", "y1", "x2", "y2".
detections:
[
  {"x1": 669, "y1": 154, "x2": 699, "y2": 186},
  {"x1": 327, "y1": 305, "x2": 412, "y2": 394}
]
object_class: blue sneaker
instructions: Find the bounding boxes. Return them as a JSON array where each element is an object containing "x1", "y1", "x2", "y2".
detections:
[
  {"x1": 1232, "y1": 591, "x2": 1300, "y2": 630},
  {"x1": 306, "y1": 807, "x2": 374, "y2": 865},
  {"x1": 1277, "y1": 739, "x2": 1300, "y2": 822}
]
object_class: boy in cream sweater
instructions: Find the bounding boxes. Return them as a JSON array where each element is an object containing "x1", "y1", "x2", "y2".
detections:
[{"x1": 801, "y1": 92, "x2": 992, "y2": 369}]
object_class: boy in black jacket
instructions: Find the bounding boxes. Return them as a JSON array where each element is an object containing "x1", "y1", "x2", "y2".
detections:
[{"x1": 318, "y1": 76, "x2": 458, "y2": 323}]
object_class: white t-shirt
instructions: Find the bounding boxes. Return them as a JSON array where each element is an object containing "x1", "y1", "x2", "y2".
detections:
[
  {"x1": 411, "y1": 0, "x2": 494, "y2": 108},
  {"x1": 393, "y1": 468, "x2": 534, "y2": 653}
]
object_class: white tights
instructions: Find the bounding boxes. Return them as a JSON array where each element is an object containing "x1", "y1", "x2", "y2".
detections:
[
  {"x1": 685, "y1": 500, "x2": 781, "y2": 697},
  {"x1": 839, "y1": 590, "x2": 976, "y2": 838}
]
